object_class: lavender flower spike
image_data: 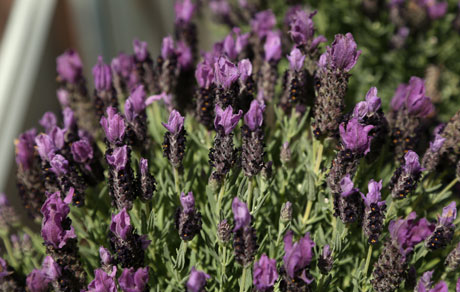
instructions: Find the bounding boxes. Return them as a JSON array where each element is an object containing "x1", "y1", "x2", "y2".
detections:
[
  {"x1": 162, "y1": 110, "x2": 185, "y2": 134},
  {"x1": 214, "y1": 105, "x2": 243, "y2": 135},
  {"x1": 106, "y1": 145, "x2": 129, "y2": 172},
  {"x1": 138, "y1": 158, "x2": 156, "y2": 201},
  {"x1": 161, "y1": 36, "x2": 176, "y2": 60},
  {"x1": 86, "y1": 269, "x2": 117, "y2": 292},
  {"x1": 92, "y1": 56, "x2": 112, "y2": 92},
  {"x1": 175, "y1": 192, "x2": 202, "y2": 241},
  {"x1": 56, "y1": 49, "x2": 83, "y2": 84},
  {"x1": 186, "y1": 267, "x2": 210, "y2": 292},
  {"x1": 133, "y1": 39, "x2": 148, "y2": 62},
  {"x1": 253, "y1": 254, "x2": 278, "y2": 291},
  {"x1": 362, "y1": 179, "x2": 386, "y2": 244},
  {"x1": 214, "y1": 56, "x2": 239, "y2": 90},
  {"x1": 110, "y1": 207, "x2": 132, "y2": 241},
  {"x1": 287, "y1": 47, "x2": 306, "y2": 72},
  {"x1": 405, "y1": 77, "x2": 434, "y2": 118},
  {"x1": 244, "y1": 100, "x2": 265, "y2": 131},
  {"x1": 118, "y1": 267, "x2": 149, "y2": 292},
  {"x1": 175, "y1": 0, "x2": 195, "y2": 24},
  {"x1": 324, "y1": 33, "x2": 361, "y2": 72},
  {"x1": 232, "y1": 197, "x2": 257, "y2": 266},
  {"x1": 317, "y1": 245, "x2": 333, "y2": 275},
  {"x1": 339, "y1": 118, "x2": 374, "y2": 155},
  {"x1": 426, "y1": 201, "x2": 457, "y2": 249},
  {"x1": 100, "y1": 107, "x2": 125, "y2": 145}
]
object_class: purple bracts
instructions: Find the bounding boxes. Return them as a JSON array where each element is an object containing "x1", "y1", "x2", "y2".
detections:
[
  {"x1": 253, "y1": 254, "x2": 278, "y2": 290},
  {"x1": 57, "y1": 49, "x2": 83, "y2": 84},
  {"x1": 175, "y1": 0, "x2": 195, "y2": 24},
  {"x1": 187, "y1": 267, "x2": 210, "y2": 292},
  {"x1": 195, "y1": 62, "x2": 214, "y2": 89},
  {"x1": 39, "y1": 112, "x2": 57, "y2": 134},
  {"x1": 288, "y1": 9, "x2": 326, "y2": 52},
  {"x1": 238, "y1": 59, "x2": 252, "y2": 83},
  {"x1": 251, "y1": 10, "x2": 276, "y2": 39},
  {"x1": 232, "y1": 197, "x2": 251, "y2": 231},
  {"x1": 339, "y1": 118, "x2": 374, "y2": 155},
  {"x1": 41, "y1": 192, "x2": 76, "y2": 249},
  {"x1": 15, "y1": 128, "x2": 37, "y2": 170},
  {"x1": 100, "y1": 107, "x2": 126, "y2": 144},
  {"x1": 320, "y1": 33, "x2": 361, "y2": 72},
  {"x1": 283, "y1": 231, "x2": 315, "y2": 284},
  {"x1": 27, "y1": 269, "x2": 49, "y2": 292},
  {"x1": 106, "y1": 146, "x2": 129, "y2": 172},
  {"x1": 100, "y1": 246, "x2": 112, "y2": 266},
  {"x1": 214, "y1": 57, "x2": 239, "y2": 90},
  {"x1": 214, "y1": 105, "x2": 243, "y2": 135},
  {"x1": 264, "y1": 31, "x2": 282, "y2": 62},
  {"x1": 86, "y1": 269, "x2": 117, "y2": 292},
  {"x1": 180, "y1": 192, "x2": 195, "y2": 213},
  {"x1": 287, "y1": 47, "x2": 306, "y2": 72},
  {"x1": 71, "y1": 139, "x2": 94, "y2": 164},
  {"x1": 161, "y1": 36, "x2": 176, "y2": 60},
  {"x1": 118, "y1": 267, "x2": 149, "y2": 292},
  {"x1": 162, "y1": 110, "x2": 185, "y2": 134},
  {"x1": 110, "y1": 207, "x2": 132, "y2": 241},
  {"x1": 244, "y1": 100, "x2": 265, "y2": 131},
  {"x1": 133, "y1": 39, "x2": 149, "y2": 62},
  {"x1": 93, "y1": 56, "x2": 112, "y2": 91}
]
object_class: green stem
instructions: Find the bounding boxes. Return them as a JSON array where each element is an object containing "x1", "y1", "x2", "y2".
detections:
[
  {"x1": 173, "y1": 167, "x2": 180, "y2": 195},
  {"x1": 0, "y1": 232, "x2": 17, "y2": 268},
  {"x1": 239, "y1": 267, "x2": 248, "y2": 292},
  {"x1": 364, "y1": 245, "x2": 373, "y2": 276},
  {"x1": 219, "y1": 245, "x2": 227, "y2": 292},
  {"x1": 247, "y1": 178, "x2": 255, "y2": 212},
  {"x1": 302, "y1": 200, "x2": 313, "y2": 225},
  {"x1": 385, "y1": 201, "x2": 396, "y2": 224},
  {"x1": 313, "y1": 142, "x2": 324, "y2": 175},
  {"x1": 216, "y1": 185, "x2": 225, "y2": 221}
]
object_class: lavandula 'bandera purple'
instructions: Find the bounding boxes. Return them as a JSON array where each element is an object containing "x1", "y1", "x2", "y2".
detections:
[
  {"x1": 253, "y1": 253, "x2": 278, "y2": 291},
  {"x1": 133, "y1": 39, "x2": 157, "y2": 94},
  {"x1": 137, "y1": 158, "x2": 156, "y2": 201},
  {"x1": 86, "y1": 268, "x2": 117, "y2": 292},
  {"x1": 237, "y1": 58, "x2": 254, "y2": 112},
  {"x1": 186, "y1": 267, "x2": 210, "y2": 292},
  {"x1": 414, "y1": 270, "x2": 448, "y2": 292},
  {"x1": 362, "y1": 180, "x2": 386, "y2": 244},
  {"x1": 242, "y1": 100, "x2": 265, "y2": 177},
  {"x1": 41, "y1": 192, "x2": 87, "y2": 291},
  {"x1": 445, "y1": 242, "x2": 460, "y2": 270},
  {"x1": 257, "y1": 31, "x2": 281, "y2": 103},
  {"x1": 57, "y1": 50, "x2": 99, "y2": 138},
  {"x1": 389, "y1": 150, "x2": 423, "y2": 199},
  {"x1": 371, "y1": 212, "x2": 434, "y2": 292},
  {"x1": 26, "y1": 256, "x2": 61, "y2": 292},
  {"x1": 313, "y1": 33, "x2": 361, "y2": 138},
  {"x1": 92, "y1": 56, "x2": 118, "y2": 119},
  {"x1": 422, "y1": 134, "x2": 446, "y2": 172},
  {"x1": 1, "y1": 257, "x2": 23, "y2": 291},
  {"x1": 388, "y1": 76, "x2": 434, "y2": 161},
  {"x1": 162, "y1": 109, "x2": 187, "y2": 169},
  {"x1": 425, "y1": 201, "x2": 456, "y2": 249},
  {"x1": 175, "y1": 192, "x2": 202, "y2": 241},
  {"x1": 111, "y1": 52, "x2": 140, "y2": 96},
  {"x1": 157, "y1": 36, "x2": 180, "y2": 95},
  {"x1": 280, "y1": 47, "x2": 308, "y2": 113},
  {"x1": 118, "y1": 267, "x2": 149, "y2": 292},
  {"x1": 175, "y1": 0, "x2": 197, "y2": 63},
  {"x1": 195, "y1": 61, "x2": 216, "y2": 130},
  {"x1": 15, "y1": 129, "x2": 46, "y2": 219},
  {"x1": 249, "y1": 10, "x2": 277, "y2": 74},
  {"x1": 109, "y1": 208, "x2": 150, "y2": 268},
  {"x1": 327, "y1": 117, "x2": 374, "y2": 195},
  {"x1": 280, "y1": 230, "x2": 315, "y2": 292},
  {"x1": 213, "y1": 56, "x2": 240, "y2": 109},
  {"x1": 124, "y1": 85, "x2": 149, "y2": 149},
  {"x1": 333, "y1": 175, "x2": 364, "y2": 224},
  {"x1": 232, "y1": 197, "x2": 258, "y2": 267},
  {"x1": 209, "y1": 105, "x2": 242, "y2": 182}
]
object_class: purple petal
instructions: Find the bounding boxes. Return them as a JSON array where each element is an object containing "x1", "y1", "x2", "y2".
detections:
[
  {"x1": 287, "y1": 47, "x2": 306, "y2": 72},
  {"x1": 244, "y1": 100, "x2": 265, "y2": 131},
  {"x1": 232, "y1": 197, "x2": 251, "y2": 231}
]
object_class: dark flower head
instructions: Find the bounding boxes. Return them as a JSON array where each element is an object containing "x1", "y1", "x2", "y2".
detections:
[
  {"x1": 232, "y1": 197, "x2": 251, "y2": 231},
  {"x1": 62, "y1": 107, "x2": 76, "y2": 130},
  {"x1": 340, "y1": 174, "x2": 359, "y2": 197},
  {"x1": 57, "y1": 88, "x2": 70, "y2": 107},
  {"x1": 26, "y1": 269, "x2": 49, "y2": 292},
  {"x1": 35, "y1": 134, "x2": 57, "y2": 161},
  {"x1": 251, "y1": 10, "x2": 276, "y2": 38},
  {"x1": 186, "y1": 267, "x2": 210, "y2": 292},
  {"x1": 253, "y1": 253, "x2": 278, "y2": 290},
  {"x1": 119, "y1": 267, "x2": 149, "y2": 292},
  {"x1": 15, "y1": 128, "x2": 37, "y2": 170},
  {"x1": 244, "y1": 100, "x2": 265, "y2": 131},
  {"x1": 238, "y1": 59, "x2": 252, "y2": 83},
  {"x1": 99, "y1": 246, "x2": 112, "y2": 266},
  {"x1": 106, "y1": 145, "x2": 129, "y2": 172},
  {"x1": 162, "y1": 109, "x2": 185, "y2": 134},
  {"x1": 110, "y1": 207, "x2": 132, "y2": 241},
  {"x1": 100, "y1": 107, "x2": 126, "y2": 143},
  {"x1": 87, "y1": 268, "x2": 117, "y2": 292},
  {"x1": 405, "y1": 77, "x2": 434, "y2": 117},
  {"x1": 214, "y1": 105, "x2": 242, "y2": 135},
  {"x1": 429, "y1": 134, "x2": 445, "y2": 152},
  {"x1": 287, "y1": 47, "x2": 305, "y2": 72},
  {"x1": 389, "y1": 212, "x2": 435, "y2": 257},
  {"x1": 39, "y1": 112, "x2": 57, "y2": 134},
  {"x1": 71, "y1": 139, "x2": 94, "y2": 164},
  {"x1": 56, "y1": 49, "x2": 83, "y2": 83},
  {"x1": 283, "y1": 230, "x2": 315, "y2": 283},
  {"x1": 264, "y1": 31, "x2": 282, "y2": 62},
  {"x1": 361, "y1": 179, "x2": 385, "y2": 207},
  {"x1": 339, "y1": 118, "x2": 374, "y2": 154},
  {"x1": 161, "y1": 36, "x2": 176, "y2": 60},
  {"x1": 320, "y1": 33, "x2": 361, "y2": 72},
  {"x1": 50, "y1": 154, "x2": 69, "y2": 176},
  {"x1": 41, "y1": 192, "x2": 76, "y2": 248},
  {"x1": 390, "y1": 83, "x2": 408, "y2": 111},
  {"x1": 195, "y1": 62, "x2": 214, "y2": 89},
  {"x1": 92, "y1": 56, "x2": 112, "y2": 91},
  {"x1": 175, "y1": 0, "x2": 195, "y2": 24},
  {"x1": 180, "y1": 192, "x2": 195, "y2": 213},
  {"x1": 175, "y1": 41, "x2": 192, "y2": 69},
  {"x1": 403, "y1": 150, "x2": 423, "y2": 174},
  {"x1": 438, "y1": 201, "x2": 457, "y2": 227},
  {"x1": 214, "y1": 57, "x2": 239, "y2": 89},
  {"x1": 133, "y1": 39, "x2": 149, "y2": 62},
  {"x1": 41, "y1": 255, "x2": 61, "y2": 281},
  {"x1": 125, "y1": 85, "x2": 146, "y2": 122}
]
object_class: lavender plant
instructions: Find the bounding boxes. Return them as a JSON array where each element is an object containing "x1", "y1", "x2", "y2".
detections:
[{"x1": 2, "y1": 0, "x2": 460, "y2": 291}]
